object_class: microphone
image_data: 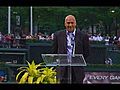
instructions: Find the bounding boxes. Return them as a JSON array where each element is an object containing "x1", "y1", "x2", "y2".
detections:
[{"x1": 72, "y1": 42, "x2": 75, "y2": 57}]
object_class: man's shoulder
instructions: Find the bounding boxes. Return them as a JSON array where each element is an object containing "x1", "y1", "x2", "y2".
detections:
[
  {"x1": 76, "y1": 29, "x2": 89, "y2": 38},
  {"x1": 76, "y1": 29, "x2": 85, "y2": 35}
]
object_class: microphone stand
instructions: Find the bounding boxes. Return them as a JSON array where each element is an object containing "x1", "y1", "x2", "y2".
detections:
[{"x1": 67, "y1": 42, "x2": 75, "y2": 84}]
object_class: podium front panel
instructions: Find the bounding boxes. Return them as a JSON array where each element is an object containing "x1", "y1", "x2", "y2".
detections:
[{"x1": 41, "y1": 54, "x2": 87, "y2": 66}]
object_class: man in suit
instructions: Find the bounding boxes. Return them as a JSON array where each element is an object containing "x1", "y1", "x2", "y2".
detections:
[{"x1": 52, "y1": 15, "x2": 89, "y2": 84}]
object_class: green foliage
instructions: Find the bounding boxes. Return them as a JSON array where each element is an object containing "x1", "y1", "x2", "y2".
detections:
[
  {"x1": 16, "y1": 60, "x2": 58, "y2": 84},
  {"x1": 1, "y1": 7, "x2": 120, "y2": 34}
]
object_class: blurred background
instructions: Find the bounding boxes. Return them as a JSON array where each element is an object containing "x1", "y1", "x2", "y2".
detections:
[{"x1": 1, "y1": 6, "x2": 120, "y2": 37}]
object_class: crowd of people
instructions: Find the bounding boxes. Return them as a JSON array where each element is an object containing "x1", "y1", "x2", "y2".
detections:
[
  {"x1": 88, "y1": 33, "x2": 120, "y2": 46},
  {"x1": 0, "y1": 32, "x2": 54, "y2": 48},
  {"x1": 0, "y1": 31, "x2": 120, "y2": 49}
]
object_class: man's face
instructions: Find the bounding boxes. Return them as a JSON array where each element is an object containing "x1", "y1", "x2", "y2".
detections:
[{"x1": 65, "y1": 15, "x2": 76, "y2": 32}]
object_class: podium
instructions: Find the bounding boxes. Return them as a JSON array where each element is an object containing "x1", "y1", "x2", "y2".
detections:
[{"x1": 41, "y1": 54, "x2": 87, "y2": 84}]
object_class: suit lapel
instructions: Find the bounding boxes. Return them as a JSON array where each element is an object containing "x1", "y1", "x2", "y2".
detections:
[
  {"x1": 75, "y1": 29, "x2": 79, "y2": 45},
  {"x1": 75, "y1": 29, "x2": 82, "y2": 53},
  {"x1": 63, "y1": 31, "x2": 67, "y2": 53}
]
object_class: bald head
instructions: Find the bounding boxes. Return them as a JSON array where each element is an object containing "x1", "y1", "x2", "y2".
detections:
[
  {"x1": 64, "y1": 15, "x2": 76, "y2": 32},
  {"x1": 65, "y1": 15, "x2": 76, "y2": 23}
]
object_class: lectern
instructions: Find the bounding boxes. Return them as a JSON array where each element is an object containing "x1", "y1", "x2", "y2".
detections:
[{"x1": 41, "y1": 54, "x2": 87, "y2": 84}]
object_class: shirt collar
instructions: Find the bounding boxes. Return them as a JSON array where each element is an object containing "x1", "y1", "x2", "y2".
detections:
[{"x1": 66, "y1": 28, "x2": 76, "y2": 36}]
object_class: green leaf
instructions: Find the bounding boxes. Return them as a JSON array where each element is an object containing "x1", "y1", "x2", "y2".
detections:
[
  {"x1": 19, "y1": 72, "x2": 29, "y2": 84},
  {"x1": 28, "y1": 76, "x2": 34, "y2": 84},
  {"x1": 16, "y1": 70, "x2": 26, "y2": 81}
]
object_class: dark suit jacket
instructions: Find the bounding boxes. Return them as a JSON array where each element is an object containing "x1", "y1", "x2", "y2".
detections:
[{"x1": 52, "y1": 29, "x2": 89, "y2": 83}]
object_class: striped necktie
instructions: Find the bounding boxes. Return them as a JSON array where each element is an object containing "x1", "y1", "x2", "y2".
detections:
[
  {"x1": 70, "y1": 33, "x2": 75, "y2": 48},
  {"x1": 67, "y1": 32, "x2": 75, "y2": 55}
]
